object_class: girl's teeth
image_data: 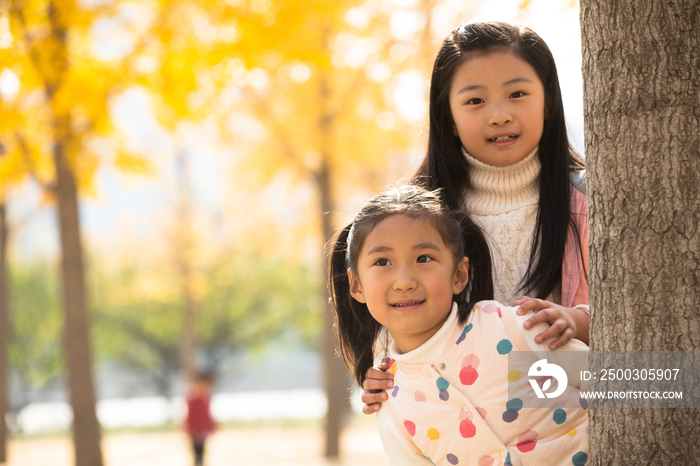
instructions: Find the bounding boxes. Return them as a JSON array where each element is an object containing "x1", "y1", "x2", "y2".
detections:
[
  {"x1": 394, "y1": 302, "x2": 421, "y2": 307},
  {"x1": 490, "y1": 135, "x2": 517, "y2": 142}
]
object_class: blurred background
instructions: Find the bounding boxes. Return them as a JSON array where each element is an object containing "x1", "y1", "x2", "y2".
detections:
[{"x1": 0, "y1": 0, "x2": 582, "y2": 464}]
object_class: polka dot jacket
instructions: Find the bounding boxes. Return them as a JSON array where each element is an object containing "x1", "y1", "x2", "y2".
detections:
[{"x1": 377, "y1": 301, "x2": 589, "y2": 466}]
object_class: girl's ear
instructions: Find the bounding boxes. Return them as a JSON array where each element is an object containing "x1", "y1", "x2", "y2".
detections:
[
  {"x1": 452, "y1": 123, "x2": 459, "y2": 137},
  {"x1": 453, "y1": 257, "x2": 469, "y2": 294},
  {"x1": 348, "y1": 269, "x2": 366, "y2": 303}
]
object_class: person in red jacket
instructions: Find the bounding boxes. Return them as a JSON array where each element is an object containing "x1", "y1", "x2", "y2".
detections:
[{"x1": 184, "y1": 371, "x2": 217, "y2": 466}]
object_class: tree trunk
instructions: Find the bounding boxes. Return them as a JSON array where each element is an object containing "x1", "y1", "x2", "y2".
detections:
[
  {"x1": 319, "y1": 160, "x2": 350, "y2": 459},
  {"x1": 581, "y1": 0, "x2": 700, "y2": 463},
  {"x1": 54, "y1": 137, "x2": 104, "y2": 466},
  {"x1": 318, "y1": 67, "x2": 351, "y2": 458},
  {"x1": 176, "y1": 149, "x2": 197, "y2": 382},
  {"x1": 0, "y1": 203, "x2": 8, "y2": 462}
]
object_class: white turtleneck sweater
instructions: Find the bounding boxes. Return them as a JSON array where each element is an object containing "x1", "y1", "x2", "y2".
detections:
[{"x1": 462, "y1": 147, "x2": 541, "y2": 305}]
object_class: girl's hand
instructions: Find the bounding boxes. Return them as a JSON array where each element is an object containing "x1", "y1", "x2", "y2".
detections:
[
  {"x1": 360, "y1": 357, "x2": 394, "y2": 414},
  {"x1": 513, "y1": 296, "x2": 589, "y2": 348}
]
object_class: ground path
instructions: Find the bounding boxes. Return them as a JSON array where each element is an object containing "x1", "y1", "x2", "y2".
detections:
[{"x1": 7, "y1": 415, "x2": 389, "y2": 466}]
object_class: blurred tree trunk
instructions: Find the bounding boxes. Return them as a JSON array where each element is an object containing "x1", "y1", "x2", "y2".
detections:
[
  {"x1": 581, "y1": 0, "x2": 700, "y2": 463},
  {"x1": 0, "y1": 203, "x2": 8, "y2": 462},
  {"x1": 318, "y1": 63, "x2": 352, "y2": 460},
  {"x1": 45, "y1": 3, "x2": 103, "y2": 464},
  {"x1": 54, "y1": 136, "x2": 104, "y2": 466},
  {"x1": 176, "y1": 149, "x2": 197, "y2": 382}
]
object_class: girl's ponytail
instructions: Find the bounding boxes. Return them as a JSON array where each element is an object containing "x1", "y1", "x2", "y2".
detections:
[{"x1": 329, "y1": 223, "x2": 382, "y2": 386}]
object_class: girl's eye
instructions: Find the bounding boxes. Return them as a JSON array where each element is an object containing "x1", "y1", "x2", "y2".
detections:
[
  {"x1": 510, "y1": 91, "x2": 526, "y2": 98},
  {"x1": 417, "y1": 255, "x2": 433, "y2": 264},
  {"x1": 466, "y1": 97, "x2": 484, "y2": 105},
  {"x1": 375, "y1": 258, "x2": 391, "y2": 266}
]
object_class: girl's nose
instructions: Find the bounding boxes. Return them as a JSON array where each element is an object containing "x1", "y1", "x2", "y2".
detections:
[
  {"x1": 393, "y1": 268, "x2": 418, "y2": 291},
  {"x1": 489, "y1": 103, "x2": 512, "y2": 126}
]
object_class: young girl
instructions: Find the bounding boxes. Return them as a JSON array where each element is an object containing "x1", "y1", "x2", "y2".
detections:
[
  {"x1": 184, "y1": 372, "x2": 217, "y2": 466},
  {"x1": 362, "y1": 21, "x2": 590, "y2": 412},
  {"x1": 330, "y1": 185, "x2": 588, "y2": 466}
]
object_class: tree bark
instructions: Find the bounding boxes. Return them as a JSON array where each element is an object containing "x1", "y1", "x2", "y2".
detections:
[
  {"x1": 581, "y1": 0, "x2": 700, "y2": 463},
  {"x1": 54, "y1": 136, "x2": 104, "y2": 466},
  {"x1": 0, "y1": 203, "x2": 8, "y2": 462},
  {"x1": 318, "y1": 66, "x2": 351, "y2": 458}
]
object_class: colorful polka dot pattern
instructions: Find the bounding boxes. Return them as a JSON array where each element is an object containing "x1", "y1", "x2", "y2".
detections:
[
  {"x1": 572, "y1": 451, "x2": 588, "y2": 465},
  {"x1": 459, "y1": 408, "x2": 476, "y2": 438},
  {"x1": 460, "y1": 354, "x2": 480, "y2": 386},
  {"x1": 553, "y1": 409, "x2": 567, "y2": 425},
  {"x1": 502, "y1": 398, "x2": 522, "y2": 423},
  {"x1": 456, "y1": 323, "x2": 473, "y2": 344},
  {"x1": 496, "y1": 339, "x2": 512, "y2": 355},
  {"x1": 516, "y1": 430, "x2": 539, "y2": 453},
  {"x1": 460, "y1": 365, "x2": 478, "y2": 385},
  {"x1": 506, "y1": 398, "x2": 523, "y2": 411},
  {"x1": 459, "y1": 417, "x2": 476, "y2": 438},
  {"x1": 481, "y1": 303, "x2": 502, "y2": 318},
  {"x1": 437, "y1": 377, "x2": 450, "y2": 401},
  {"x1": 403, "y1": 419, "x2": 416, "y2": 437},
  {"x1": 387, "y1": 302, "x2": 588, "y2": 465}
]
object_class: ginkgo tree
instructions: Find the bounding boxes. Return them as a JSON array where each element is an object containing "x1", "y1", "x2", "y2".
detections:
[
  {"x1": 1, "y1": 3, "x2": 318, "y2": 462},
  {"x1": 101, "y1": 0, "x2": 275, "y2": 384},
  {"x1": 1, "y1": 1, "x2": 149, "y2": 464}
]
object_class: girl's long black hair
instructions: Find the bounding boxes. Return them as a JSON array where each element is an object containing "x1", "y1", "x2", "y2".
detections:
[
  {"x1": 415, "y1": 21, "x2": 586, "y2": 300},
  {"x1": 329, "y1": 185, "x2": 493, "y2": 386}
]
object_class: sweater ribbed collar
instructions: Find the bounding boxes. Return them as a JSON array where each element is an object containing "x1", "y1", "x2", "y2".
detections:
[
  {"x1": 462, "y1": 147, "x2": 541, "y2": 215},
  {"x1": 389, "y1": 302, "x2": 459, "y2": 366}
]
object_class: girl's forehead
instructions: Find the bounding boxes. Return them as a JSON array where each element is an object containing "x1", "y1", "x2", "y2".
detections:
[
  {"x1": 363, "y1": 215, "x2": 444, "y2": 248},
  {"x1": 372, "y1": 214, "x2": 432, "y2": 231},
  {"x1": 455, "y1": 49, "x2": 541, "y2": 84}
]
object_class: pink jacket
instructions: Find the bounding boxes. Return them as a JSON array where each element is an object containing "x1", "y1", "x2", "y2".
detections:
[{"x1": 561, "y1": 185, "x2": 589, "y2": 308}]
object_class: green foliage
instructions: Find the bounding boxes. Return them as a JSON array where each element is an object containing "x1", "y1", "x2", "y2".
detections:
[
  {"x1": 8, "y1": 260, "x2": 63, "y2": 390},
  {"x1": 90, "y1": 250, "x2": 322, "y2": 378},
  {"x1": 197, "y1": 252, "x2": 323, "y2": 356},
  {"x1": 4, "y1": 251, "x2": 321, "y2": 393}
]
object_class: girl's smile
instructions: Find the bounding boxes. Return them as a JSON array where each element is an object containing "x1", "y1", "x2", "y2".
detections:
[
  {"x1": 348, "y1": 215, "x2": 469, "y2": 353},
  {"x1": 391, "y1": 299, "x2": 425, "y2": 310},
  {"x1": 449, "y1": 49, "x2": 546, "y2": 167}
]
